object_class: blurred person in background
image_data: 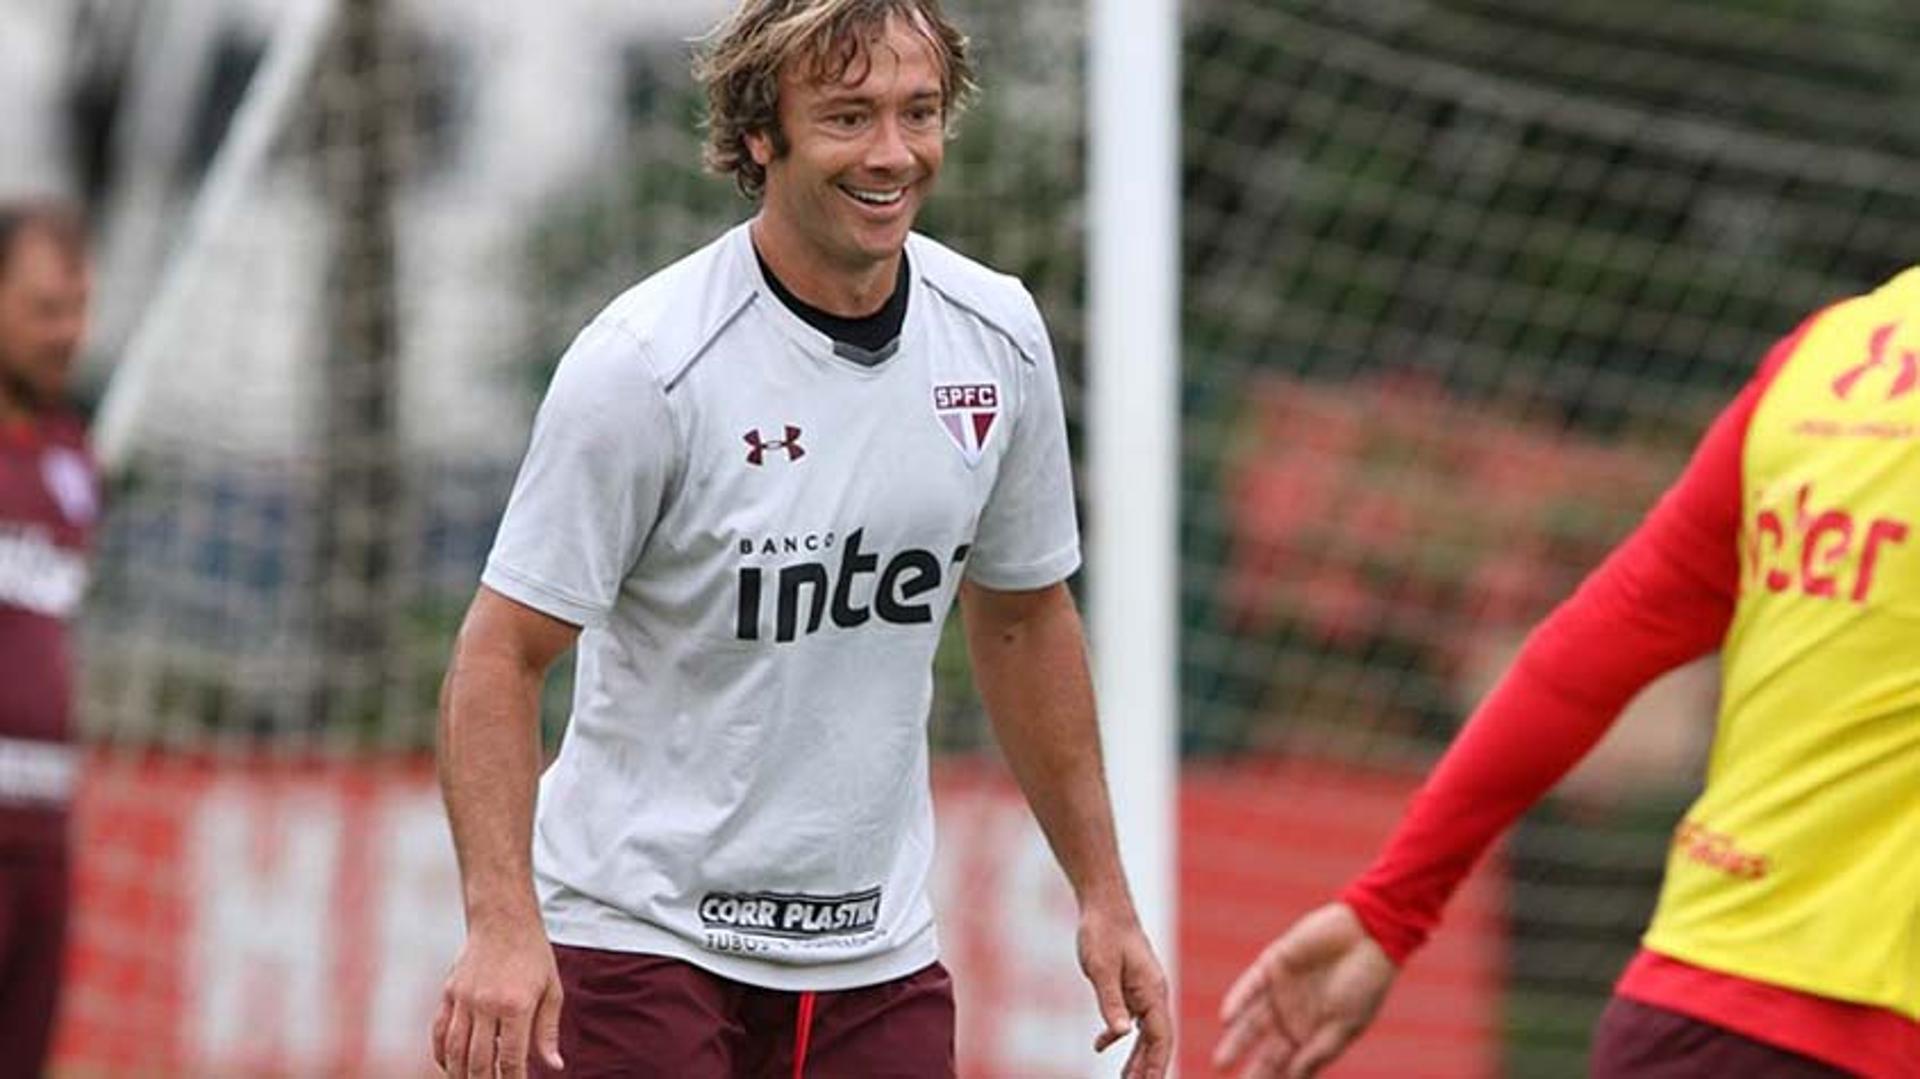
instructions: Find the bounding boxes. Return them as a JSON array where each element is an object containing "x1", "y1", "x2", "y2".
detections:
[
  {"x1": 432, "y1": 1, "x2": 1169, "y2": 1077},
  {"x1": 1215, "y1": 272, "x2": 1920, "y2": 1079},
  {"x1": 0, "y1": 199, "x2": 97, "y2": 1076}
]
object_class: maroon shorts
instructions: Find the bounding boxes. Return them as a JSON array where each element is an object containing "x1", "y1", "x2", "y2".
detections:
[
  {"x1": 0, "y1": 847, "x2": 68, "y2": 1076},
  {"x1": 1591, "y1": 997, "x2": 1855, "y2": 1078},
  {"x1": 534, "y1": 945, "x2": 955, "y2": 1079}
]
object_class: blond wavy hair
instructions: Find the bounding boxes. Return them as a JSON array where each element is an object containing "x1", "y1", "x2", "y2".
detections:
[{"x1": 694, "y1": 0, "x2": 978, "y2": 198}]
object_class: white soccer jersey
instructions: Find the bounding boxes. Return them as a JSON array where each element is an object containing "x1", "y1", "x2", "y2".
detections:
[{"x1": 482, "y1": 223, "x2": 1080, "y2": 990}]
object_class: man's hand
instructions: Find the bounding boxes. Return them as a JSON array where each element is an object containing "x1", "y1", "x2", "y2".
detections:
[
  {"x1": 432, "y1": 916, "x2": 565, "y2": 1078},
  {"x1": 1212, "y1": 902, "x2": 1396, "y2": 1079},
  {"x1": 1080, "y1": 900, "x2": 1174, "y2": 1079}
]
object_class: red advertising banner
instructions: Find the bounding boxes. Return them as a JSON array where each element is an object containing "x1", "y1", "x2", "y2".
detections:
[{"x1": 54, "y1": 754, "x2": 1502, "y2": 1077}]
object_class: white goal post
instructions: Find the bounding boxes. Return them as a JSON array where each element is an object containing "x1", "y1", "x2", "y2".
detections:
[
  {"x1": 90, "y1": 0, "x2": 338, "y2": 474},
  {"x1": 1088, "y1": 0, "x2": 1180, "y2": 1071}
]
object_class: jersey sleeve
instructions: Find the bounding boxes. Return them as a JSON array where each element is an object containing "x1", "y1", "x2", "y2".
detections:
[
  {"x1": 481, "y1": 321, "x2": 679, "y2": 628},
  {"x1": 1340, "y1": 319, "x2": 1816, "y2": 964},
  {"x1": 965, "y1": 296, "x2": 1083, "y2": 591}
]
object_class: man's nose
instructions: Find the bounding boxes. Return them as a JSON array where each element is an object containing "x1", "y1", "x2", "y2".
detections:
[{"x1": 864, "y1": 114, "x2": 914, "y2": 173}]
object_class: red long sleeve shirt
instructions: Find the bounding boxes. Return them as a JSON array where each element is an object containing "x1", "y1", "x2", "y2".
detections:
[{"x1": 1338, "y1": 306, "x2": 1920, "y2": 1077}]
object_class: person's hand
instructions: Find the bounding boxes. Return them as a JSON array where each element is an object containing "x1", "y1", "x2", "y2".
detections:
[
  {"x1": 1080, "y1": 899, "x2": 1174, "y2": 1078},
  {"x1": 1212, "y1": 902, "x2": 1397, "y2": 1078},
  {"x1": 432, "y1": 915, "x2": 565, "y2": 1077}
]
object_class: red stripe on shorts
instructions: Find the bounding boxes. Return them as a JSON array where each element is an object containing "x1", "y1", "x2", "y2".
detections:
[{"x1": 793, "y1": 990, "x2": 818, "y2": 1079}]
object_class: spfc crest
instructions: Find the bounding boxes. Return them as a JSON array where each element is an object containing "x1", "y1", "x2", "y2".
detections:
[{"x1": 933, "y1": 381, "x2": 1000, "y2": 466}]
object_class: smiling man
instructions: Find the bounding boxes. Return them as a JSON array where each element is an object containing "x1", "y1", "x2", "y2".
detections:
[{"x1": 431, "y1": 3, "x2": 1170, "y2": 1077}]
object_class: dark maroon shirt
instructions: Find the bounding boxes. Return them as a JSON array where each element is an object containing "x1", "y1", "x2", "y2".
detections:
[{"x1": 0, "y1": 412, "x2": 97, "y2": 848}]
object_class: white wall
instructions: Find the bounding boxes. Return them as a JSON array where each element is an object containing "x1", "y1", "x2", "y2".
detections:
[
  {"x1": 95, "y1": 0, "x2": 737, "y2": 462},
  {"x1": 0, "y1": 0, "x2": 75, "y2": 196}
]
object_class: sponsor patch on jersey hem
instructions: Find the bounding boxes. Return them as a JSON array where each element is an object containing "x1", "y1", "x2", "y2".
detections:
[{"x1": 698, "y1": 887, "x2": 883, "y2": 940}]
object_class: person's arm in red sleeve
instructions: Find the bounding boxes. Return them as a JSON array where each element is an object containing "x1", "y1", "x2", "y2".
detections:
[
  {"x1": 1215, "y1": 313, "x2": 1822, "y2": 1079},
  {"x1": 1338, "y1": 313, "x2": 1816, "y2": 962}
]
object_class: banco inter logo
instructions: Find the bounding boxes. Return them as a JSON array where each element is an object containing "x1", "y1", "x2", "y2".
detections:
[
  {"x1": 735, "y1": 528, "x2": 970, "y2": 643},
  {"x1": 699, "y1": 887, "x2": 882, "y2": 940}
]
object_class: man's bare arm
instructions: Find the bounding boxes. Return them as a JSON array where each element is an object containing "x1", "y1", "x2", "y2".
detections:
[
  {"x1": 960, "y1": 579, "x2": 1172, "y2": 1079},
  {"x1": 433, "y1": 586, "x2": 578, "y2": 1078}
]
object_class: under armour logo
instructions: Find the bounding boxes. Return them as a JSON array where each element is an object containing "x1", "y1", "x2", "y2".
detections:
[
  {"x1": 744, "y1": 425, "x2": 805, "y2": 466},
  {"x1": 1832, "y1": 322, "x2": 1918, "y2": 402}
]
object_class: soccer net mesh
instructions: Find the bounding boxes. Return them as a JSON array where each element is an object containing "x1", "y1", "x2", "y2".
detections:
[
  {"x1": 1180, "y1": 2, "x2": 1920, "y2": 1075},
  {"x1": 60, "y1": 0, "x2": 1920, "y2": 1075}
]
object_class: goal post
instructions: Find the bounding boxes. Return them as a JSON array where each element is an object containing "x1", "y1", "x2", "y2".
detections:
[
  {"x1": 1087, "y1": 0, "x2": 1181, "y2": 1071},
  {"x1": 91, "y1": 0, "x2": 338, "y2": 475}
]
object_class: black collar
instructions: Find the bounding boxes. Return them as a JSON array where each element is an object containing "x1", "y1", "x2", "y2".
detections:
[{"x1": 755, "y1": 248, "x2": 909, "y2": 363}]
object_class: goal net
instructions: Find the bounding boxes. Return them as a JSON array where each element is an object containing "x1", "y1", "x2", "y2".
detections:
[{"x1": 1180, "y1": 2, "x2": 1920, "y2": 1075}]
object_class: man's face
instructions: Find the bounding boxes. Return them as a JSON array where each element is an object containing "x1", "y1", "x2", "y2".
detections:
[
  {"x1": 749, "y1": 15, "x2": 947, "y2": 276},
  {"x1": 0, "y1": 229, "x2": 90, "y2": 412}
]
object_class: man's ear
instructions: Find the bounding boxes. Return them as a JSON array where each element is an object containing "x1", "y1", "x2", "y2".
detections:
[{"x1": 745, "y1": 128, "x2": 775, "y2": 168}]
